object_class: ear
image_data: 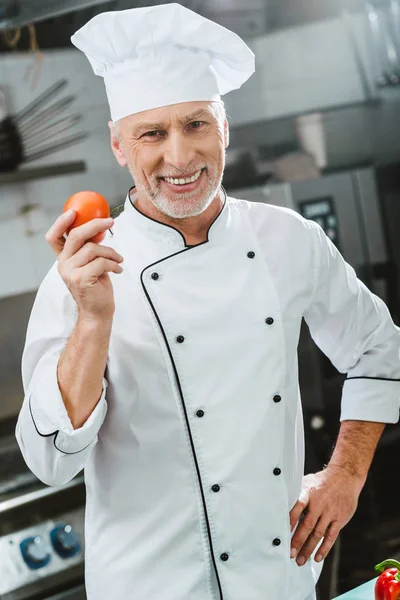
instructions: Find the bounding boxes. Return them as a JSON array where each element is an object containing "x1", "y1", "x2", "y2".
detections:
[
  {"x1": 108, "y1": 120, "x2": 128, "y2": 168},
  {"x1": 224, "y1": 118, "x2": 229, "y2": 149}
]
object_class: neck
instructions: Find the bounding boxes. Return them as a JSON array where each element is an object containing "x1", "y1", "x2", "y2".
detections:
[{"x1": 133, "y1": 187, "x2": 224, "y2": 245}]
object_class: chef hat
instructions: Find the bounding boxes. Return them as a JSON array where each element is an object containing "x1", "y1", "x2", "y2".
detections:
[{"x1": 70, "y1": 2, "x2": 255, "y2": 123}]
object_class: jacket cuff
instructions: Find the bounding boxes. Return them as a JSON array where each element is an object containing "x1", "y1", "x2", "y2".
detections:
[
  {"x1": 341, "y1": 378, "x2": 400, "y2": 424},
  {"x1": 29, "y1": 363, "x2": 108, "y2": 454}
]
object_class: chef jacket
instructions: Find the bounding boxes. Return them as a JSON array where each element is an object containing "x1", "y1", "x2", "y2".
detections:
[{"x1": 16, "y1": 188, "x2": 400, "y2": 600}]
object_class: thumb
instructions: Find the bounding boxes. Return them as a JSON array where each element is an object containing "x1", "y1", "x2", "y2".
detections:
[{"x1": 45, "y1": 209, "x2": 76, "y2": 257}]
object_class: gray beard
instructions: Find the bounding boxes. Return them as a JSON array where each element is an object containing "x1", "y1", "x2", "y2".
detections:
[
  {"x1": 128, "y1": 161, "x2": 224, "y2": 220},
  {"x1": 149, "y1": 186, "x2": 217, "y2": 219},
  {"x1": 138, "y1": 172, "x2": 222, "y2": 220}
]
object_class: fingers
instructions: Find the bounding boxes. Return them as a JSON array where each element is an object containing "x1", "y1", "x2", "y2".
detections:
[
  {"x1": 79, "y1": 257, "x2": 123, "y2": 279},
  {"x1": 45, "y1": 209, "x2": 76, "y2": 257},
  {"x1": 291, "y1": 515, "x2": 332, "y2": 566},
  {"x1": 314, "y1": 522, "x2": 340, "y2": 563},
  {"x1": 290, "y1": 506, "x2": 319, "y2": 562},
  {"x1": 64, "y1": 258, "x2": 123, "y2": 295},
  {"x1": 62, "y1": 218, "x2": 114, "y2": 259},
  {"x1": 289, "y1": 488, "x2": 309, "y2": 533},
  {"x1": 68, "y1": 243, "x2": 124, "y2": 269}
]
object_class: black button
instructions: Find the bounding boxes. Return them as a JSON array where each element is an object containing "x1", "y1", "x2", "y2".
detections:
[
  {"x1": 273, "y1": 395, "x2": 282, "y2": 403},
  {"x1": 212, "y1": 484, "x2": 220, "y2": 493},
  {"x1": 196, "y1": 410, "x2": 205, "y2": 418},
  {"x1": 247, "y1": 251, "x2": 255, "y2": 259},
  {"x1": 151, "y1": 273, "x2": 159, "y2": 280},
  {"x1": 176, "y1": 335, "x2": 185, "y2": 343},
  {"x1": 273, "y1": 538, "x2": 281, "y2": 547},
  {"x1": 265, "y1": 317, "x2": 274, "y2": 325},
  {"x1": 220, "y1": 553, "x2": 229, "y2": 561},
  {"x1": 273, "y1": 468, "x2": 281, "y2": 476}
]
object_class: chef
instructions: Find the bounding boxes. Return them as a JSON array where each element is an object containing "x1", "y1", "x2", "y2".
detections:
[{"x1": 16, "y1": 4, "x2": 400, "y2": 600}]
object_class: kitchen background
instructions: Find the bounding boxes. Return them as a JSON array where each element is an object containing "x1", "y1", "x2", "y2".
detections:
[{"x1": 1, "y1": 1, "x2": 400, "y2": 599}]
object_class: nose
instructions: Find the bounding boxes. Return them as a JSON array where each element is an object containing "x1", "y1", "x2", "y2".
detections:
[{"x1": 163, "y1": 130, "x2": 196, "y2": 173}]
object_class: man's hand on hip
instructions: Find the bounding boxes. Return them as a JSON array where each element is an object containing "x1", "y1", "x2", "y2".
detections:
[{"x1": 289, "y1": 466, "x2": 364, "y2": 566}]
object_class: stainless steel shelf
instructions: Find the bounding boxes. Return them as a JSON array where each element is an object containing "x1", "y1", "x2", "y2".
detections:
[{"x1": 0, "y1": 161, "x2": 87, "y2": 185}]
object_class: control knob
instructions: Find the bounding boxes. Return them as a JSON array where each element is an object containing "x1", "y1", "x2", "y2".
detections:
[
  {"x1": 20, "y1": 536, "x2": 51, "y2": 569},
  {"x1": 50, "y1": 524, "x2": 81, "y2": 559}
]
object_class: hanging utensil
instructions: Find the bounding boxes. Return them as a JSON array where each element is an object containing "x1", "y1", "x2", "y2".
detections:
[
  {"x1": 23, "y1": 132, "x2": 88, "y2": 163},
  {"x1": 22, "y1": 115, "x2": 83, "y2": 147},
  {"x1": 19, "y1": 95, "x2": 76, "y2": 135},
  {"x1": 13, "y1": 79, "x2": 68, "y2": 125}
]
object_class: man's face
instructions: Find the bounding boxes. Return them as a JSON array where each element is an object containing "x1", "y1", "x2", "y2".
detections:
[{"x1": 109, "y1": 101, "x2": 229, "y2": 219}]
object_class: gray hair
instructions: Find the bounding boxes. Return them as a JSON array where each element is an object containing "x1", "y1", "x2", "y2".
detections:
[{"x1": 112, "y1": 100, "x2": 226, "y2": 140}]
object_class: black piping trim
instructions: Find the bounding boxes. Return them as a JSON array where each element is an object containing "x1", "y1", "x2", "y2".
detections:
[
  {"x1": 128, "y1": 184, "x2": 227, "y2": 247},
  {"x1": 140, "y1": 251, "x2": 225, "y2": 600},
  {"x1": 346, "y1": 376, "x2": 400, "y2": 382},
  {"x1": 28, "y1": 395, "x2": 95, "y2": 455}
]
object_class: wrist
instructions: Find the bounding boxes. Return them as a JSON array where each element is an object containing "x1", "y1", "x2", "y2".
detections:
[
  {"x1": 77, "y1": 312, "x2": 113, "y2": 332},
  {"x1": 325, "y1": 462, "x2": 367, "y2": 488}
]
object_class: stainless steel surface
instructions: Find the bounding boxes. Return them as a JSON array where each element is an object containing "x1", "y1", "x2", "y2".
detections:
[
  {"x1": 354, "y1": 168, "x2": 387, "y2": 264},
  {"x1": 291, "y1": 172, "x2": 371, "y2": 268},
  {"x1": 341, "y1": 10, "x2": 377, "y2": 101},
  {"x1": 0, "y1": 477, "x2": 84, "y2": 516},
  {"x1": 231, "y1": 180, "x2": 295, "y2": 210},
  {"x1": 0, "y1": 0, "x2": 111, "y2": 30},
  {"x1": 0, "y1": 161, "x2": 86, "y2": 185},
  {"x1": 0, "y1": 0, "x2": 366, "y2": 39}
]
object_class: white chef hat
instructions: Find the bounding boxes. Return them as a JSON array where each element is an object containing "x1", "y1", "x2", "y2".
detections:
[{"x1": 70, "y1": 2, "x2": 255, "y2": 123}]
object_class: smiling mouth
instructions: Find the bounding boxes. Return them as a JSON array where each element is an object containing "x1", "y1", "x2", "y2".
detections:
[{"x1": 160, "y1": 168, "x2": 204, "y2": 186}]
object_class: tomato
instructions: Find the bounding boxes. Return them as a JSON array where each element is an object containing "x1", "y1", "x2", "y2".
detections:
[{"x1": 63, "y1": 191, "x2": 110, "y2": 244}]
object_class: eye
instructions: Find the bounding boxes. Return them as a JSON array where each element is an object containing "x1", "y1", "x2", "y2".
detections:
[
  {"x1": 189, "y1": 121, "x2": 205, "y2": 130},
  {"x1": 142, "y1": 130, "x2": 163, "y2": 138}
]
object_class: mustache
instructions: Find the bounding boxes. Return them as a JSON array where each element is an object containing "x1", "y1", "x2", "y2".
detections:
[{"x1": 156, "y1": 166, "x2": 207, "y2": 179}]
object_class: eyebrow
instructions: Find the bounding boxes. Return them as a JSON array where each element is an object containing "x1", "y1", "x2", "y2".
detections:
[{"x1": 130, "y1": 108, "x2": 213, "y2": 135}]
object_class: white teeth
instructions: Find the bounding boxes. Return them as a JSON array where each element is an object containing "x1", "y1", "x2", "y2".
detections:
[{"x1": 164, "y1": 169, "x2": 202, "y2": 185}]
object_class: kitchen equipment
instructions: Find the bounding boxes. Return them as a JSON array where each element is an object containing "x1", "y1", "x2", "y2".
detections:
[
  {"x1": 0, "y1": 78, "x2": 87, "y2": 171},
  {"x1": 0, "y1": 420, "x2": 86, "y2": 600},
  {"x1": 13, "y1": 79, "x2": 68, "y2": 126},
  {"x1": 19, "y1": 96, "x2": 76, "y2": 136},
  {"x1": 23, "y1": 132, "x2": 89, "y2": 163},
  {"x1": 22, "y1": 115, "x2": 83, "y2": 147}
]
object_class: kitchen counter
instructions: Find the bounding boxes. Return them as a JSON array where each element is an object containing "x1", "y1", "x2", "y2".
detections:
[{"x1": 333, "y1": 578, "x2": 376, "y2": 598}]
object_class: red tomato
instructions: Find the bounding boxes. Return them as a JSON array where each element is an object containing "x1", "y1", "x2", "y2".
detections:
[{"x1": 63, "y1": 191, "x2": 110, "y2": 244}]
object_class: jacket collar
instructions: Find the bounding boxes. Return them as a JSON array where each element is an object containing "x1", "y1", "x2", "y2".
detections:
[{"x1": 122, "y1": 185, "x2": 229, "y2": 248}]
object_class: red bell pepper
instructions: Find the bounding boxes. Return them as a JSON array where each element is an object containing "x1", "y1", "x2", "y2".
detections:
[{"x1": 375, "y1": 559, "x2": 400, "y2": 599}]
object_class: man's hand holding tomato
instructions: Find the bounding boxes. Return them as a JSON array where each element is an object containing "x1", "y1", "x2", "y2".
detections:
[{"x1": 45, "y1": 191, "x2": 124, "y2": 323}]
